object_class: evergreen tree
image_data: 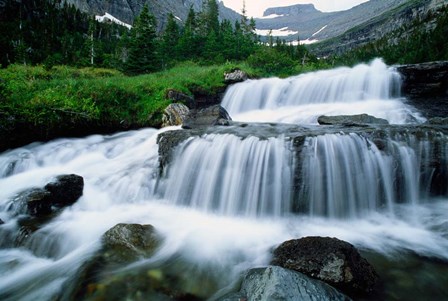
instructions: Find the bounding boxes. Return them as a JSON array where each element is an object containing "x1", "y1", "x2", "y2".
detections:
[
  {"x1": 125, "y1": 5, "x2": 159, "y2": 74},
  {"x1": 177, "y1": 7, "x2": 198, "y2": 59},
  {"x1": 160, "y1": 13, "x2": 180, "y2": 67}
]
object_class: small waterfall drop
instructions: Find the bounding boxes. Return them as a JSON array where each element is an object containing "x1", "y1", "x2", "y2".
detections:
[
  {"x1": 161, "y1": 134, "x2": 294, "y2": 217},
  {"x1": 299, "y1": 132, "x2": 448, "y2": 218},
  {"x1": 222, "y1": 59, "x2": 424, "y2": 124}
]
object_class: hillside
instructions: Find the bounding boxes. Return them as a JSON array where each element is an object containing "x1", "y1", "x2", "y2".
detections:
[{"x1": 310, "y1": 0, "x2": 447, "y2": 57}]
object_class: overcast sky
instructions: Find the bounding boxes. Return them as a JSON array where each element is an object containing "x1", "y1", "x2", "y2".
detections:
[{"x1": 220, "y1": 0, "x2": 370, "y2": 17}]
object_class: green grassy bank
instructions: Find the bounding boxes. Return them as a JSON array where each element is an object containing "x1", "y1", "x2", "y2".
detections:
[{"x1": 0, "y1": 62, "x2": 258, "y2": 151}]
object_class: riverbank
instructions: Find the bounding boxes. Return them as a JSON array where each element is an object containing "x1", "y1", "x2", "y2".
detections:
[{"x1": 0, "y1": 62, "x2": 257, "y2": 152}]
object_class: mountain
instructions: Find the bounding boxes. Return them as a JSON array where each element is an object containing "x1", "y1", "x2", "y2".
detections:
[
  {"x1": 310, "y1": 0, "x2": 448, "y2": 56},
  {"x1": 254, "y1": 0, "x2": 410, "y2": 42},
  {"x1": 64, "y1": 0, "x2": 241, "y2": 30}
]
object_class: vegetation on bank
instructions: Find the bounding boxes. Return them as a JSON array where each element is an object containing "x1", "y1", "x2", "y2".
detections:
[{"x1": 0, "y1": 62, "x2": 259, "y2": 130}]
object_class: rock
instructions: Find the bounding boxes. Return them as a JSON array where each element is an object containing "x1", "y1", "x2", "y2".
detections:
[
  {"x1": 397, "y1": 61, "x2": 448, "y2": 98},
  {"x1": 224, "y1": 69, "x2": 248, "y2": 84},
  {"x1": 425, "y1": 117, "x2": 448, "y2": 125},
  {"x1": 101, "y1": 223, "x2": 160, "y2": 264},
  {"x1": 271, "y1": 237, "x2": 379, "y2": 296},
  {"x1": 318, "y1": 114, "x2": 389, "y2": 125},
  {"x1": 8, "y1": 174, "x2": 84, "y2": 217},
  {"x1": 166, "y1": 89, "x2": 195, "y2": 108},
  {"x1": 182, "y1": 105, "x2": 232, "y2": 129},
  {"x1": 220, "y1": 266, "x2": 350, "y2": 301},
  {"x1": 0, "y1": 218, "x2": 4, "y2": 225},
  {"x1": 161, "y1": 103, "x2": 190, "y2": 128},
  {"x1": 44, "y1": 174, "x2": 84, "y2": 208}
]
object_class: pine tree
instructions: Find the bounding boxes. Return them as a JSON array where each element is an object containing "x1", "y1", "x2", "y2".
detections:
[
  {"x1": 125, "y1": 5, "x2": 159, "y2": 74},
  {"x1": 160, "y1": 13, "x2": 180, "y2": 67}
]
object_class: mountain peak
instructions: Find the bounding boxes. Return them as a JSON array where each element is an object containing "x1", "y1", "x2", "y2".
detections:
[{"x1": 263, "y1": 3, "x2": 319, "y2": 17}]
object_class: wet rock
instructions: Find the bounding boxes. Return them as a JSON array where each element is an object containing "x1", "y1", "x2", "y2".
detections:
[
  {"x1": 271, "y1": 237, "x2": 379, "y2": 296},
  {"x1": 44, "y1": 174, "x2": 84, "y2": 208},
  {"x1": 101, "y1": 223, "x2": 161, "y2": 264},
  {"x1": 220, "y1": 266, "x2": 350, "y2": 301},
  {"x1": 397, "y1": 61, "x2": 448, "y2": 98},
  {"x1": 425, "y1": 117, "x2": 448, "y2": 125},
  {"x1": 224, "y1": 69, "x2": 248, "y2": 84},
  {"x1": 9, "y1": 174, "x2": 84, "y2": 217},
  {"x1": 182, "y1": 105, "x2": 232, "y2": 129},
  {"x1": 162, "y1": 103, "x2": 190, "y2": 127},
  {"x1": 318, "y1": 114, "x2": 389, "y2": 125}
]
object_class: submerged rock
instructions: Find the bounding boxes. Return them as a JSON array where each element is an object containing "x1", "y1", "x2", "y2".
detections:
[
  {"x1": 162, "y1": 103, "x2": 190, "y2": 127},
  {"x1": 271, "y1": 237, "x2": 379, "y2": 296},
  {"x1": 220, "y1": 266, "x2": 350, "y2": 301},
  {"x1": 318, "y1": 114, "x2": 389, "y2": 125},
  {"x1": 224, "y1": 69, "x2": 248, "y2": 84},
  {"x1": 182, "y1": 105, "x2": 232, "y2": 129}
]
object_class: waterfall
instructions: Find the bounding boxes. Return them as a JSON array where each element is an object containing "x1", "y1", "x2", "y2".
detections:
[
  {"x1": 298, "y1": 132, "x2": 447, "y2": 218},
  {"x1": 161, "y1": 134, "x2": 294, "y2": 217},
  {"x1": 222, "y1": 59, "x2": 424, "y2": 124},
  {"x1": 0, "y1": 60, "x2": 447, "y2": 300}
]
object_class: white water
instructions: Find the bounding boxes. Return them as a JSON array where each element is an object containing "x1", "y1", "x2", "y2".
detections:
[
  {"x1": 0, "y1": 60, "x2": 447, "y2": 300},
  {"x1": 222, "y1": 59, "x2": 425, "y2": 124}
]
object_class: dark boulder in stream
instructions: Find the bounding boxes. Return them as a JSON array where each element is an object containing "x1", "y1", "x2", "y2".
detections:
[
  {"x1": 9, "y1": 174, "x2": 84, "y2": 217},
  {"x1": 271, "y1": 237, "x2": 379, "y2": 296}
]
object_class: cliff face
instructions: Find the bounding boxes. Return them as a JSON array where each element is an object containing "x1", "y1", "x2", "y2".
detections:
[{"x1": 64, "y1": 0, "x2": 240, "y2": 30}]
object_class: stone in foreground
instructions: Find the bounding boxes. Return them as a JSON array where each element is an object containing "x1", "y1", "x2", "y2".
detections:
[
  {"x1": 220, "y1": 266, "x2": 351, "y2": 301},
  {"x1": 271, "y1": 237, "x2": 379, "y2": 296}
]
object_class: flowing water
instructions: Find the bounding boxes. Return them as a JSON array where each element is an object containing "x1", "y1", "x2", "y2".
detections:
[{"x1": 0, "y1": 59, "x2": 447, "y2": 300}]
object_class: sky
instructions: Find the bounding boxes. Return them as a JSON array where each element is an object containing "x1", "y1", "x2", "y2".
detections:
[{"x1": 220, "y1": 0, "x2": 370, "y2": 17}]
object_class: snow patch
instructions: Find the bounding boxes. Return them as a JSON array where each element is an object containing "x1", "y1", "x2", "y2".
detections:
[
  {"x1": 312, "y1": 25, "x2": 327, "y2": 37},
  {"x1": 95, "y1": 13, "x2": 132, "y2": 29},
  {"x1": 260, "y1": 14, "x2": 285, "y2": 19},
  {"x1": 255, "y1": 27, "x2": 298, "y2": 37},
  {"x1": 174, "y1": 15, "x2": 182, "y2": 21}
]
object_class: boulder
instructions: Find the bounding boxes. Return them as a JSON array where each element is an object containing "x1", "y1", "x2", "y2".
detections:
[
  {"x1": 220, "y1": 266, "x2": 350, "y2": 301},
  {"x1": 318, "y1": 114, "x2": 389, "y2": 125},
  {"x1": 44, "y1": 174, "x2": 84, "y2": 208},
  {"x1": 101, "y1": 223, "x2": 160, "y2": 264},
  {"x1": 271, "y1": 237, "x2": 379, "y2": 296},
  {"x1": 161, "y1": 103, "x2": 190, "y2": 127},
  {"x1": 182, "y1": 105, "x2": 232, "y2": 129},
  {"x1": 9, "y1": 174, "x2": 84, "y2": 217},
  {"x1": 224, "y1": 69, "x2": 248, "y2": 84}
]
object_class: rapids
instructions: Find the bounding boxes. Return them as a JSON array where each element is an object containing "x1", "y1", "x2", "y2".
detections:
[{"x1": 0, "y1": 59, "x2": 447, "y2": 300}]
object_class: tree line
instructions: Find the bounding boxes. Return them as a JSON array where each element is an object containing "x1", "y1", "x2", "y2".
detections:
[{"x1": 0, "y1": 0, "x2": 314, "y2": 76}]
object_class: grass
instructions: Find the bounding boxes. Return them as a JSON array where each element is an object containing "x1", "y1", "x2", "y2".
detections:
[{"x1": 0, "y1": 61, "x2": 259, "y2": 130}]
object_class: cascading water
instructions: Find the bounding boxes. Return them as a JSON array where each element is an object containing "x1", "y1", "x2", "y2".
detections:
[
  {"x1": 0, "y1": 60, "x2": 447, "y2": 300},
  {"x1": 161, "y1": 134, "x2": 294, "y2": 217},
  {"x1": 298, "y1": 132, "x2": 448, "y2": 218},
  {"x1": 222, "y1": 59, "x2": 425, "y2": 124}
]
